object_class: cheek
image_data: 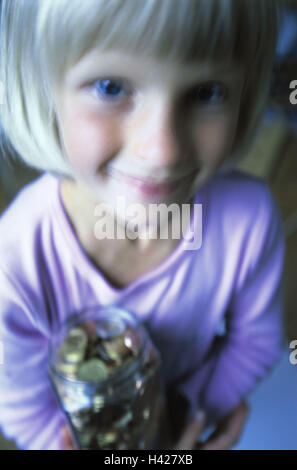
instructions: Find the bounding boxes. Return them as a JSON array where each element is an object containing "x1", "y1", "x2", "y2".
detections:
[
  {"x1": 57, "y1": 101, "x2": 121, "y2": 172},
  {"x1": 193, "y1": 114, "x2": 238, "y2": 165}
]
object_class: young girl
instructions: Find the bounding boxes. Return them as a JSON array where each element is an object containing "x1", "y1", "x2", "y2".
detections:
[{"x1": 0, "y1": 0, "x2": 285, "y2": 450}]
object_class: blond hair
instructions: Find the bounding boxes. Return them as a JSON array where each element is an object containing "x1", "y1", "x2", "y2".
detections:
[{"x1": 0, "y1": 0, "x2": 278, "y2": 176}]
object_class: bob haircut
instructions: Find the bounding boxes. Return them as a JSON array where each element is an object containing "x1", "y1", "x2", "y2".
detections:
[{"x1": 0, "y1": 0, "x2": 278, "y2": 177}]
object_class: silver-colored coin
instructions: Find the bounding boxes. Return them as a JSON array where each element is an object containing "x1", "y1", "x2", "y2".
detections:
[
  {"x1": 71, "y1": 415, "x2": 85, "y2": 430},
  {"x1": 143, "y1": 407, "x2": 150, "y2": 420},
  {"x1": 96, "y1": 342, "x2": 115, "y2": 363},
  {"x1": 79, "y1": 432, "x2": 93, "y2": 448},
  {"x1": 117, "y1": 443, "x2": 128, "y2": 450},
  {"x1": 138, "y1": 438, "x2": 146, "y2": 450},
  {"x1": 77, "y1": 358, "x2": 108, "y2": 382},
  {"x1": 123, "y1": 326, "x2": 142, "y2": 356}
]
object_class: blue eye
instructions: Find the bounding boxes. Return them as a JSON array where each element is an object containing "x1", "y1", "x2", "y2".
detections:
[
  {"x1": 192, "y1": 82, "x2": 229, "y2": 105},
  {"x1": 93, "y1": 79, "x2": 129, "y2": 101}
]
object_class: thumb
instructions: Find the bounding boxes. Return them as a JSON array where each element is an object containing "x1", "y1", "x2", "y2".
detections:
[{"x1": 174, "y1": 410, "x2": 207, "y2": 450}]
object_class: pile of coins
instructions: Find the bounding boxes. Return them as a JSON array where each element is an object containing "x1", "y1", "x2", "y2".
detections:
[{"x1": 51, "y1": 315, "x2": 162, "y2": 450}]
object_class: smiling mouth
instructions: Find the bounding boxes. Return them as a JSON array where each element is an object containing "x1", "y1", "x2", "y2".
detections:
[
  {"x1": 105, "y1": 168, "x2": 197, "y2": 197},
  {"x1": 106, "y1": 168, "x2": 197, "y2": 185}
]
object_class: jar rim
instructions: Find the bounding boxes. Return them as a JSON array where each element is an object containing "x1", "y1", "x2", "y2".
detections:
[{"x1": 48, "y1": 305, "x2": 148, "y2": 388}]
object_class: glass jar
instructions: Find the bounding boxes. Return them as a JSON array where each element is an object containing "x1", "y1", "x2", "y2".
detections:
[{"x1": 48, "y1": 306, "x2": 164, "y2": 450}]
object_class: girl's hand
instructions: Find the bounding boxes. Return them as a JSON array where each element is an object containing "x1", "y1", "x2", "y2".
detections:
[
  {"x1": 60, "y1": 424, "x2": 77, "y2": 450},
  {"x1": 60, "y1": 400, "x2": 249, "y2": 450},
  {"x1": 174, "y1": 400, "x2": 249, "y2": 450}
]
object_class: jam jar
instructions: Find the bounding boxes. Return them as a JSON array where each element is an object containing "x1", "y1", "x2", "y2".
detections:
[{"x1": 48, "y1": 306, "x2": 164, "y2": 450}]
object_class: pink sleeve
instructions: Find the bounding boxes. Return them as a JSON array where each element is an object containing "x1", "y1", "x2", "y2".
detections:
[
  {"x1": 199, "y1": 186, "x2": 285, "y2": 424},
  {"x1": 0, "y1": 268, "x2": 66, "y2": 450}
]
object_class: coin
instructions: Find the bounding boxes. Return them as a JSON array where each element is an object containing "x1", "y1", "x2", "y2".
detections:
[
  {"x1": 103, "y1": 336, "x2": 131, "y2": 364},
  {"x1": 56, "y1": 360, "x2": 80, "y2": 377},
  {"x1": 59, "y1": 327, "x2": 88, "y2": 363},
  {"x1": 117, "y1": 443, "x2": 128, "y2": 450},
  {"x1": 81, "y1": 321, "x2": 97, "y2": 340},
  {"x1": 123, "y1": 326, "x2": 142, "y2": 356},
  {"x1": 77, "y1": 358, "x2": 108, "y2": 382},
  {"x1": 51, "y1": 312, "x2": 161, "y2": 450},
  {"x1": 114, "y1": 410, "x2": 133, "y2": 429},
  {"x1": 93, "y1": 394, "x2": 105, "y2": 412},
  {"x1": 143, "y1": 407, "x2": 150, "y2": 420},
  {"x1": 96, "y1": 431, "x2": 118, "y2": 447},
  {"x1": 78, "y1": 431, "x2": 93, "y2": 448},
  {"x1": 96, "y1": 341, "x2": 116, "y2": 364},
  {"x1": 95, "y1": 317, "x2": 126, "y2": 339}
]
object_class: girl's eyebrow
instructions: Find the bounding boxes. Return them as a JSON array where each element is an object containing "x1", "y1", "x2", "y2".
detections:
[{"x1": 65, "y1": 51, "x2": 243, "y2": 89}]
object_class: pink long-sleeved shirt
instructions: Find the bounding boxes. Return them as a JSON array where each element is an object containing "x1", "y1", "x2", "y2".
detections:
[{"x1": 0, "y1": 170, "x2": 285, "y2": 449}]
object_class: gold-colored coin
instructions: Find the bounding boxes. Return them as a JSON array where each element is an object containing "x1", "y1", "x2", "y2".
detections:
[
  {"x1": 81, "y1": 321, "x2": 97, "y2": 340},
  {"x1": 59, "y1": 327, "x2": 88, "y2": 363},
  {"x1": 93, "y1": 394, "x2": 105, "y2": 412},
  {"x1": 56, "y1": 360, "x2": 79, "y2": 377},
  {"x1": 95, "y1": 317, "x2": 126, "y2": 339},
  {"x1": 103, "y1": 336, "x2": 131, "y2": 363},
  {"x1": 96, "y1": 431, "x2": 118, "y2": 446}
]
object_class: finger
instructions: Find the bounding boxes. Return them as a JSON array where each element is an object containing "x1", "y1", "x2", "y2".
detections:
[
  {"x1": 61, "y1": 424, "x2": 76, "y2": 450},
  {"x1": 201, "y1": 401, "x2": 249, "y2": 450},
  {"x1": 200, "y1": 401, "x2": 249, "y2": 450},
  {"x1": 174, "y1": 411, "x2": 207, "y2": 450}
]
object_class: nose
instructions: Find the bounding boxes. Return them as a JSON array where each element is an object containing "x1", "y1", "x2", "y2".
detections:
[{"x1": 127, "y1": 96, "x2": 186, "y2": 168}]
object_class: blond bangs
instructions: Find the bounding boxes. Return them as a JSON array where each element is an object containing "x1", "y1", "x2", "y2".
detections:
[{"x1": 41, "y1": 0, "x2": 276, "y2": 78}]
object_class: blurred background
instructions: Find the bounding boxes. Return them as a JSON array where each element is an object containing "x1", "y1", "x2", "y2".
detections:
[{"x1": 0, "y1": 0, "x2": 296, "y2": 450}]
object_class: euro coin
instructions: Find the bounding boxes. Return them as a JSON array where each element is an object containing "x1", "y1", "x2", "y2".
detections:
[
  {"x1": 95, "y1": 317, "x2": 126, "y2": 339},
  {"x1": 56, "y1": 360, "x2": 80, "y2": 377},
  {"x1": 93, "y1": 394, "x2": 105, "y2": 412},
  {"x1": 96, "y1": 431, "x2": 118, "y2": 447},
  {"x1": 103, "y1": 336, "x2": 131, "y2": 363},
  {"x1": 59, "y1": 327, "x2": 88, "y2": 363},
  {"x1": 114, "y1": 410, "x2": 133, "y2": 429},
  {"x1": 77, "y1": 358, "x2": 108, "y2": 382},
  {"x1": 82, "y1": 321, "x2": 97, "y2": 340},
  {"x1": 123, "y1": 326, "x2": 142, "y2": 356}
]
